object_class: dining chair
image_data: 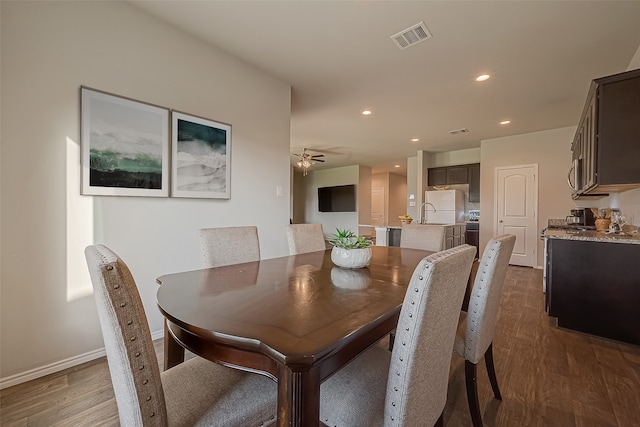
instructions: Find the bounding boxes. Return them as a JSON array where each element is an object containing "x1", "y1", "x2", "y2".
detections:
[
  {"x1": 286, "y1": 223, "x2": 327, "y2": 255},
  {"x1": 389, "y1": 224, "x2": 448, "y2": 350},
  {"x1": 319, "y1": 244, "x2": 477, "y2": 427},
  {"x1": 452, "y1": 234, "x2": 516, "y2": 427},
  {"x1": 400, "y1": 224, "x2": 446, "y2": 251},
  {"x1": 85, "y1": 244, "x2": 277, "y2": 426},
  {"x1": 199, "y1": 226, "x2": 260, "y2": 268}
]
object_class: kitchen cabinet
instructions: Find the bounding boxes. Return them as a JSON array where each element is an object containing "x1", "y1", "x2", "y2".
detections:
[
  {"x1": 446, "y1": 165, "x2": 468, "y2": 184},
  {"x1": 468, "y1": 163, "x2": 480, "y2": 202},
  {"x1": 427, "y1": 167, "x2": 447, "y2": 186},
  {"x1": 444, "y1": 224, "x2": 465, "y2": 249},
  {"x1": 465, "y1": 222, "x2": 479, "y2": 257},
  {"x1": 570, "y1": 68, "x2": 640, "y2": 199},
  {"x1": 427, "y1": 163, "x2": 480, "y2": 203},
  {"x1": 546, "y1": 237, "x2": 640, "y2": 345}
]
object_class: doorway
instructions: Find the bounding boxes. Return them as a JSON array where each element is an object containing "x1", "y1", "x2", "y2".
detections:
[
  {"x1": 371, "y1": 187, "x2": 385, "y2": 227},
  {"x1": 494, "y1": 164, "x2": 538, "y2": 267}
]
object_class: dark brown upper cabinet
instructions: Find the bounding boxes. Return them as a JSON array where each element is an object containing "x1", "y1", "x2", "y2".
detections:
[
  {"x1": 570, "y1": 68, "x2": 640, "y2": 200},
  {"x1": 427, "y1": 163, "x2": 481, "y2": 202},
  {"x1": 446, "y1": 165, "x2": 468, "y2": 184},
  {"x1": 427, "y1": 167, "x2": 447, "y2": 186}
]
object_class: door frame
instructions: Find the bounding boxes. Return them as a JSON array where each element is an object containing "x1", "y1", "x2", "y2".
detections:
[{"x1": 493, "y1": 163, "x2": 539, "y2": 267}]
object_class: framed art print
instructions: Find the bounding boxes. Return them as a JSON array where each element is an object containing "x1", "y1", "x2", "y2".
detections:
[
  {"x1": 171, "y1": 111, "x2": 231, "y2": 199},
  {"x1": 81, "y1": 87, "x2": 169, "y2": 197}
]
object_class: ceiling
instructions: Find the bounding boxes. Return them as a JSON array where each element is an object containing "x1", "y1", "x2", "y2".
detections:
[{"x1": 130, "y1": 1, "x2": 640, "y2": 175}]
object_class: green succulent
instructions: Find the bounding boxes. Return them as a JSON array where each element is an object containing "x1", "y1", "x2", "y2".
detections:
[{"x1": 328, "y1": 228, "x2": 371, "y2": 249}]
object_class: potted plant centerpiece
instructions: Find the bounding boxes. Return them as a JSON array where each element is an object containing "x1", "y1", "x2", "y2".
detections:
[{"x1": 328, "y1": 228, "x2": 372, "y2": 269}]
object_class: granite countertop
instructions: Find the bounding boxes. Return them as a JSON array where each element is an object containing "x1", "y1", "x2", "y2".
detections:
[
  {"x1": 544, "y1": 228, "x2": 640, "y2": 245},
  {"x1": 359, "y1": 223, "x2": 464, "y2": 229}
]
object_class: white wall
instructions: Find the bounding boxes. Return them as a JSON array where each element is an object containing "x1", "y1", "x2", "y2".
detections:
[
  {"x1": 406, "y1": 156, "x2": 418, "y2": 219},
  {"x1": 428, "y1": 148, "x2": 481, "y2": 168},
  {"x1": 302, "y1": 166, "x2": 369, "y2": 236},
  {"x1": 480, "y1": 127, "x2": 577, "y2": 267},
  {"x1": 1, "y1": 1, "x2": 291, "y2": 383},
  {"x1": 372, "y1": 172, "x2": 407, "y2": 226}
]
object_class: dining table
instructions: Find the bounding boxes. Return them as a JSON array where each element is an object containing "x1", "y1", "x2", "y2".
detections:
[{"x1": 156, "y1": 246, "x2": 435, "y2": 427}]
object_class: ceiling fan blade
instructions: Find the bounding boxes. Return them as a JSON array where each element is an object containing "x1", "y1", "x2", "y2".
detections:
[
  {"x1": 313, "y1": 159, "x2": 325, "y2": 163},
  {"x1": 310, "y1": 154, "x2": 325, "y2": 158}
]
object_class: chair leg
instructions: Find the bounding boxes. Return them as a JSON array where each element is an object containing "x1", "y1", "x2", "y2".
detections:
[
  {"x1": 388, "y1": 331, "x2": 395, "y2": 351},
  {"x1": 434, "y1": 411, "x2": 444, "y2": 427},
  {"x1": 484, "y1": 343, "x2": 502, "y2": 400},
  {"x1": 464, "y1": 360, "x2": 483, "y2": 427}
]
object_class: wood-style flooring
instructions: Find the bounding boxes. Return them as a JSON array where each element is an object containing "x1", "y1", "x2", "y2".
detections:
[{"x1": 2, "y1": 266, "x2": 639, "y2": 426}]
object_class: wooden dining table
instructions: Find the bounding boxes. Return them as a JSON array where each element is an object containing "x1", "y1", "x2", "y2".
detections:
[{"x1": 156, "y1": 246, "x2": 434, "y2": 427}]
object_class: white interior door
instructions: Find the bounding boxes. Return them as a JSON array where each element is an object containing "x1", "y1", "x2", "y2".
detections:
[
  {"x1": 371, "y1": 187, "x2": 385, "y2": 226},
  {"x1": 495, "y1": 164, "x2": 538, "y2": 267}
]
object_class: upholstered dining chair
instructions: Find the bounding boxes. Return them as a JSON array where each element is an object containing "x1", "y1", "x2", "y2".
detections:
[
  {"x1": 452, "y1": 234, "x2": 516, "y2": 427},
  {"x1": 319, "y1": 244, "x2": 477, "y2": 427},
  {"x1": 85, "y1": 244, "x2": 277, "y2": 427},
  {"x1": 199, "y1": 226, "x2": 260, "y2": 268},
  {"x1": 400, "y1": 224, "x2": 446, "y2": 252},
  {"x1": 286, "y1": 223, "x2": 327, "y2": 255},
  {"x1": 389, "y1": 224, "x2": 448, "y2": 350}
]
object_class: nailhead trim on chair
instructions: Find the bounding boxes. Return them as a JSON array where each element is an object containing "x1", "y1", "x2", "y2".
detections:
[{"x1": 95, "y1": 246, "x2": 167, "y2": 425}]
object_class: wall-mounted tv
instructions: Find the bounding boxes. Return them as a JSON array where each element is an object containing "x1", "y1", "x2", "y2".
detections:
[{"x1": 318, "y1": 184, "x2": 356, "y2": 212}]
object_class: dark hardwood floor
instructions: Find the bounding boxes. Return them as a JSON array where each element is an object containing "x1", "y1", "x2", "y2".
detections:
[{"x1": 1, "y1": 266, "x2": 639, "y2": 426}]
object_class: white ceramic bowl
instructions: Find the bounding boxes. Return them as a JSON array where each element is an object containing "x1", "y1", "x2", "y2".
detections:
[{"x1": 331, "y1": 246, "x2": 372, "y2": 269}]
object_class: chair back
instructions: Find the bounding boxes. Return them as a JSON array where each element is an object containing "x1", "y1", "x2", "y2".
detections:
[
  {"x1": 464, "y1": 234, "x2": 515, "y2": 363},
  {"x1": 386, "y1": 244, "x2": 476, "y2": 426},
  {"x1": 85, "y1": 244, "x2": 168, "y2": 427},
  {"x1": 286, "y1": 223, "x2": 326, "y2": 255},
  {"x1": 199, "y1": 226, "x2": 260, "y2": 268},
  {"x1": 399, "y1": 224, "x2": 446, "y2": 252}
]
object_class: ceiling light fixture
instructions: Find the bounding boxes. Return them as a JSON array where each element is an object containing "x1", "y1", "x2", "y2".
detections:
[
  {"x1": 475, "y1": 74, "x2": 490, "y2": 82},
  {"x1": 500, "y1": 120, "x2": 511, "y2": 125},
  {"x1": 411, "y1": 138, "x2": 419, "y2": 142},
  {"x1": 395, "y1": 165, "x2": 400, "y2": 168},
  {"x1": 362, "y1": 110, "x2": 372, "y2": 115},
  {"x1": 294, "y1": 148, "x2": 325, "y2": 176}
]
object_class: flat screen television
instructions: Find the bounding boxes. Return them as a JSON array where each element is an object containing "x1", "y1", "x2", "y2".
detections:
[{"x1": 318, "y1": 184, "x2": 356, "y2": 212}]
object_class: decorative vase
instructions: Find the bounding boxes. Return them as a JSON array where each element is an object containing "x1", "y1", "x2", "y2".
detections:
[
  {"x1": 595, "y1": 218, "x2": 611, "y2": 232},
  {"x1": 330, "y1": 267, "x2": 371, "y2": 289},
  {"x1": 331, "y1": 246, "x2": 372, "y2": 269}
]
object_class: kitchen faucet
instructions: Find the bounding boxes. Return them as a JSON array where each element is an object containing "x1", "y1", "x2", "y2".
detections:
[{"x1": 418, "y1": 202, "x2": 437, "y2": 224}]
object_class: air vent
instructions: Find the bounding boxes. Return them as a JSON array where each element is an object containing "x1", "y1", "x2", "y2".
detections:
[
  {"x1": 390, "y1": 22, "x2": 432, "y2": 50},
  {"x1": 449, "y1": 128, "x2": 470, "y2": 135}
]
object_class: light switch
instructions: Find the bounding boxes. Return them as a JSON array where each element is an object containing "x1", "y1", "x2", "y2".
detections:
[
  {"x1": 276, "y1": 186, "x2": 283, "y2": 197},
  {"x1": 409, "y1": 201, "x2": 416, "y2": 207}
]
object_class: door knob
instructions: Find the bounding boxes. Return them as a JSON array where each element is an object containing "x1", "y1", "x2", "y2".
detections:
[{"x1": 499, "y1": 220, "x2": 503, "y2": 223}]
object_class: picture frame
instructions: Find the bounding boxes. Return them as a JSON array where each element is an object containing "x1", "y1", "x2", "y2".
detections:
[
  {"x1": 171, "y1": 111, "x2": 231, "y2": 199},
  {"x1": 81, "y1": 87, "x2": 170, "y2": 197}
]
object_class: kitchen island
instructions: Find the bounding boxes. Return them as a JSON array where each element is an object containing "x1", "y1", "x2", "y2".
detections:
[
  {"x1": 361, "y1": 223, "x2": 466, "y2": 247},
  {"x1": 543, "y1": 228, "x2": 640, "y2": 345}
]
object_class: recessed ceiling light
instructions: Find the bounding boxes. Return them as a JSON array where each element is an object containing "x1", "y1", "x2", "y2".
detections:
[
  {"x1": 475, "y1": 74, "x2": 490, "y2": 82},
  {"x1": 395, "y1": 165, "x2": 400, "y2": 168},
  {"x1": 411, "y1": 138, "x2": 419, "y2": 142},
  {"x1": 362, "y1": 110, "x2": 372, "y2": 115},
  {"x1": 500, "y1": 120, "x2": 511, "y2": 125}
]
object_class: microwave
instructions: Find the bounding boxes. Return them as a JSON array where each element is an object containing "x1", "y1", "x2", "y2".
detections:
[{"x1": 568, "y1": 158, "x2": 581, "y2": 194}]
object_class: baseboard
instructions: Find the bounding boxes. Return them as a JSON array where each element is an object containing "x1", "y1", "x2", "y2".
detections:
[{"x1": 0, "y1": 328, "x2": 165, "y2": 390}]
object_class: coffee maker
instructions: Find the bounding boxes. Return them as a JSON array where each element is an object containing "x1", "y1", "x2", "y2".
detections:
[{"x1": 566, "y1": 208, "x2": 596, "y2": 227}]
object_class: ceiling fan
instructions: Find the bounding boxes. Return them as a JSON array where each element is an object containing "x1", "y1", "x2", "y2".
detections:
[{"x1": 294, "y1": 148, "x2": 325, "y2": 176}]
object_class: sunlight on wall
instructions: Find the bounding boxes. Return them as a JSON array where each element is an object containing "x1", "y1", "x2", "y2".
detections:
[{"x1": 66, "y1": 137, "x2": 94, "y2": 302}]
